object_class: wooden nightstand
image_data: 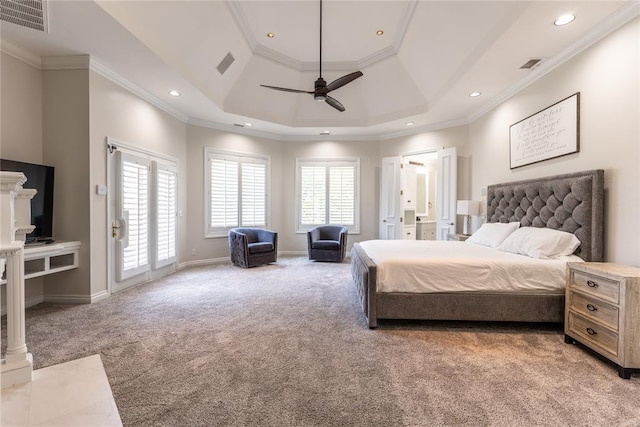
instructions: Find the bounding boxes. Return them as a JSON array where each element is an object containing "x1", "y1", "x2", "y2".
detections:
[
  {"x1": 447, "y1": 233, "x2": 470, "y2": 242},
  {"x1": 564, "y1": 262, "x2": 640, "y2": 379}
]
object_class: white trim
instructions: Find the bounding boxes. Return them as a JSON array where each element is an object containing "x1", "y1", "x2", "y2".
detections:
[
  {"x1": 0, "y1": 295, "x2": 43, "y2": 316},
  {"x1": 42, "y1": 290, "x2": 108, "y2": 305},
  {"x1": 177, "y1": 257, "x2": 230, "y2": 270},
  {"x1": 41, "y1": 55, "x2": 90, "y2": 70},
  {"x1": 0, "y1": 40, "x2": 42, "y2": 68}
]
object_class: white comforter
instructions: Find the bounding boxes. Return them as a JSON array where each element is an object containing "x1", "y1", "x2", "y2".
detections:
[{"x1": 358, "y1": 240, "x2": 583, "y2": 294}]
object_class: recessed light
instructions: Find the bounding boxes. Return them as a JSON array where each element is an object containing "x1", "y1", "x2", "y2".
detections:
[
  {"x1": 267, "y1": 32, "x2": 275, "y2": 38},
  {"x1": 469, "y1": 91, "x2": 482, "y2": 98},
  {"x1": 320, "y1": 130, "x2": 331, "y2": 135},
  {"x1": 168, "y1": 90, "x2": 181, "y2": 97},
  {"x1": 554, "y1": 14, "x2": 575, "y2": 26},
  {"x1": 376, "y1": 30, "x2": 384, "y2": 36},
  {"x1": 405, "y1": 122, "x2": 415, "y2": 126}
]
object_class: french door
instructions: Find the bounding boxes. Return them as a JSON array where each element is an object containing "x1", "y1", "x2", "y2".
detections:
[{"x1": 108, "y1": 141, "x2": 177, "y2": 293}]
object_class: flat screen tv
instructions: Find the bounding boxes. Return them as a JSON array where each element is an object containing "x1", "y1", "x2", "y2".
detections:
[{"x1": 0, "y1": 159, "x2": 55, "y2": 243}]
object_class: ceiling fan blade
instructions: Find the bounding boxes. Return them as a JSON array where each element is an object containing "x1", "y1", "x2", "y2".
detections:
[
  {"x1": 325, "y1": 96, "x2": 345, "y2": 112},
  {"x1": 260, "y1": 84, "x2": 313, "y2": 94},
  {"x1": 325, "y1": 71, "x2": 363, "y2": 93}
]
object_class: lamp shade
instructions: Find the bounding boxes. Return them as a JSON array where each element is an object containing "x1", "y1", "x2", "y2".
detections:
[{"x1": 456, "y1": 200, "x2": 480, "y2": 216}]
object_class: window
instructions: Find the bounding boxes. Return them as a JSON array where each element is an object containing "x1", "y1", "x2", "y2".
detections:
[
  {"x1": 296, "y1": 158, "x2": 359, "y2": 233},
  {"x1": 205, "y1": 148, "x2": 269, "y2": 237}
]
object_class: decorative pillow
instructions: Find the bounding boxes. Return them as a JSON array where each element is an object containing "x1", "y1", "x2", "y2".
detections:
[
  {"x1": 496, "y1": 226, "x2": 581, "y2": 259},
  {"x1": 465, "y1": 222, "x2": 520, "y2": 248}
]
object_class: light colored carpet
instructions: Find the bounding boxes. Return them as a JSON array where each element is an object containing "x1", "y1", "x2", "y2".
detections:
[{"x1": 14, "y1": 256, "x2": 640, "y2": 426}]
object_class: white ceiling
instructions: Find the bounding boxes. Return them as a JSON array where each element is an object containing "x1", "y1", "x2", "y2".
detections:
[{"x1": 1, "y1": 1, "x2": 637, "y2": 140}]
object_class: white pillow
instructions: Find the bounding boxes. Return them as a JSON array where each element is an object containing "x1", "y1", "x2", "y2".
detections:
[
  {"x1": 465, "y1": 222, "x2": 520, "y2": 248},
  {"x1": 496, "y1": 227, "x2": 581, "y2": 259}
]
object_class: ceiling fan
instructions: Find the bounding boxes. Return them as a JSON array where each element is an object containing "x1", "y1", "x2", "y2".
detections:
[{"x1": 260, "y1": 0, "x2": 363, "y2": 112}]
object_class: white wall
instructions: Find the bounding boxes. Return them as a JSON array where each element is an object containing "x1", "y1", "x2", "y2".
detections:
[{"x1": 468, "y1": 17, "x2": 639, "y2": 266}]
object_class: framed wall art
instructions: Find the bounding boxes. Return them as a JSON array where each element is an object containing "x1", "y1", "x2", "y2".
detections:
[{"x1": 509, "y1": 92, "x2": 580, "y2": 169}]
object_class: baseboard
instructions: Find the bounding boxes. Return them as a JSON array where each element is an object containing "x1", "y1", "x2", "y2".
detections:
[
  {"x1": 177, "y1": 257, "x2": 229, "y2": 270},
  {"x1": 43, "y1": 290, "x2": 107, "y2": 305},
  {"x1": 1, "y1": 295, "x2": 44, "y2": 316},
  {"x1": 278, "y1": 251, "x2": 307, "y2": 257}
]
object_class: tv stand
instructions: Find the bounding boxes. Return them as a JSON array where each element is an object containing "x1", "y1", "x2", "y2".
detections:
[{"x1": 1, "y1": 241, "x2": 80, "y2": 284}]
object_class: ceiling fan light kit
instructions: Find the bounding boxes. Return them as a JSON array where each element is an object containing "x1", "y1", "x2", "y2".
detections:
[{"x1": 260, "y1": 0, "x2": 363, "y2": 112}]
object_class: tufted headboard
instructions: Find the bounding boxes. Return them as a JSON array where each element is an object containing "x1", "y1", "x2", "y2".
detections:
[{"x1": 486, "y1": 170, "x2": 604, "y2": 262}]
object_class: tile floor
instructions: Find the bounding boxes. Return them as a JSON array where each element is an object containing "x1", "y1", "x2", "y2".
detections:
[{"x1": 1, "y1": 354, "x2": 122, "y2": 426}]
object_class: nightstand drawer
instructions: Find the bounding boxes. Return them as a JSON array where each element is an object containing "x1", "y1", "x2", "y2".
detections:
[
  {"x1": 569, "y1": 291, "x2": 619, "y2": 330},
  {"x1": 571, "y1": 271, "x2": 619, "y2": 304},
  {"x1": 567, "y1": 312, "x2": 618, "y2": 357}
]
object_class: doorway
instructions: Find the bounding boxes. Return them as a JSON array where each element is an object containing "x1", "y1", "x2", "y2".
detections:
[{"x1": 107, "y1": 139, "x2": 178, "y2": 294}]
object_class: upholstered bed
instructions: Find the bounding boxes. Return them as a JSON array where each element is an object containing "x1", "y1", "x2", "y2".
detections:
[{"x1": 351, "y1": 170, "x2": 604, "y2": 328}]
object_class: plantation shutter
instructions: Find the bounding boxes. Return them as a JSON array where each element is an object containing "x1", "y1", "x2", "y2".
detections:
[
  {"x1": 116, "y1": 152, "x2": 150, "y2": 281},
  {"x1": 328, "y1": 165, "x2": 355, "y2": 225},
  {"x1": 241, "y1": 161, "x2": 267, "y2": 227},
  {"x1": 154, "y1": 162, "x2": 177, "y2": 269},
  {"x1": 300, "y1": 165, "x2": 327, "y2": 225},
  {"x1": 297, "y1": 159, "x2": 359, "y2": 232},
  {"x1": 206, "y1": 149, "x2": 269, "y2": 236},
  {"x1": 209, "y1": 157, "x2": 239, "y2": 229}
]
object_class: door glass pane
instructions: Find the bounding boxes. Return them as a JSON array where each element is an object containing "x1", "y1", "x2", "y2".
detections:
[{"x1": 122, "y1": 160, "x2": 148, "y2": 272}]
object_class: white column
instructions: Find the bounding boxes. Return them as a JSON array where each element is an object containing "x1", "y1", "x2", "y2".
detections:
[
  {"x1": 5, "y1": 247, "x2": 28, "y2": 360},
  {"x1": 1, "y1": 171, "x2": 33, "y2": 388}
]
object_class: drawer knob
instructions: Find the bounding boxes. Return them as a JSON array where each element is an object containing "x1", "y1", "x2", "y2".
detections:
[
  {"x1": 587, "y1": 280, "x2": 599, "y2": 288},
  {"x1": 586, "y1": 304, "x2": 598, "y2": 312},
  {"x1": 586, "y1": 327, "x2": 597, "y2": 336}
]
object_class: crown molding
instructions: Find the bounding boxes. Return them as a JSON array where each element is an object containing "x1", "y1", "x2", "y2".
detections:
[
  {"x1": 41, "y1": 55, "x2": 90, "y2": 70},
  {"x1": 378, "y1": 117, "x2": 469, "y2": 141},
  {"x1": 188, "y1": 117, "x2": 284, "y2": 141},
  {"x1": 0, "y1": 40, "x2": 42, "y2": 69},
  {"x1": 226, "y1": 0, "x2": 257, "y2": 51},
  {"x1": 359, "y1": 46, "x2": 396, "y2": 69},
  {"x1": 393, "y1": 0, "x2": 418, "y2": 52},
  {"x1": 468, "y1": 1, "x2": 640, "y2": 124},
  {"x1": 88, "y1": 57, "x2": 189, "y2": 123}
]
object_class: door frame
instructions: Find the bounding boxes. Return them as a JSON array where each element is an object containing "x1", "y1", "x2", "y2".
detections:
[
  {"x1": 400, "y1": 148, "x2": 456, "y2": 240},
  {"x1": 106, "y1": 137, "x2": 179, "y2": 295}
]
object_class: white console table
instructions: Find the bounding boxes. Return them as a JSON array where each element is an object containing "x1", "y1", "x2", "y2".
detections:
[{"x1": 1, "y1": 241, "x2": 80, "y2": 285}]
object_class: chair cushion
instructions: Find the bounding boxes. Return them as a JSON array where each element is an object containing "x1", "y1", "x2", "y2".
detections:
[
  {"x1": 247, "y1": 242, "x2": 274, "y2": 254},
  {"x1": 312, "y1": 240, "x2": 340, "y2": 250}
]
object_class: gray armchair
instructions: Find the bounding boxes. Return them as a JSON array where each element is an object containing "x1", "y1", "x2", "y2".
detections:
[
  {"x1": 229, "y1": 228, "x2": 278, "y2": 268},
  {"x1": 307, "y1": 225, "x2": 348, "y2": 262}
]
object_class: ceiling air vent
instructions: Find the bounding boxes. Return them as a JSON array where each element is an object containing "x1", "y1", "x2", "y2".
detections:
[
  {"x1": 217, "y1": 52, "x2": 235, "y2": 75},
  {"x1": 520, "y1": 58, "x2": 542, "y2": 70},
  {"x1": 0, "y1": 0, "x2": 47, "y2": 32}
]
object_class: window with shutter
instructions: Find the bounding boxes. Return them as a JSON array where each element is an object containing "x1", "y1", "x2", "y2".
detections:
[
  {"x1": 205, "y1": 148, "x2": 269, "y2": 237},
  {"x1": 296, "y1": 158, "x2": 359, "y2": 233}
]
